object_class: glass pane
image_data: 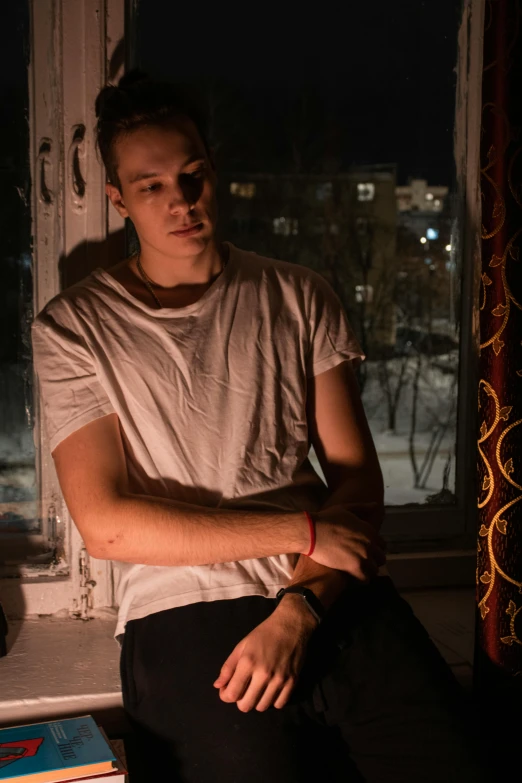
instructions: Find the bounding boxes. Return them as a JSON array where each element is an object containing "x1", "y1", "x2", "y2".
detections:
[
  {"x1": 0, "y1": 0, "x2": 39, "y2": 539},
  {"x1": 132, "y1": 1, "x2": 461, "y2": 507}
]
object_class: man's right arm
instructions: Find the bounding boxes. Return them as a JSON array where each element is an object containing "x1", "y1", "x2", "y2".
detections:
[{"x1": 52, "y1": 412, "x2": 382, "y2": 577}]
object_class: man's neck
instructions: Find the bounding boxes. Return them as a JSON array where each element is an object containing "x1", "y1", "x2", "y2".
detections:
[{"x1": 134, "y1": 240, "x2": 225, "y2": 289}]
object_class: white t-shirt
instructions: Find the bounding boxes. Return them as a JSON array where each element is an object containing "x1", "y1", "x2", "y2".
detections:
[{"x1": 31, "y1": 243, "x2": 365, "y2": 638}]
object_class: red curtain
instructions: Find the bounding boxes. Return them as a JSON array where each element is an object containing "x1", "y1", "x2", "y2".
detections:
[{"x1": 475, "y1": 0, "x2": 522, "y2": 760}]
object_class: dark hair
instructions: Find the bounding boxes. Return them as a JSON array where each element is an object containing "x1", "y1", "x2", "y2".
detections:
[{"x1": 95, "y1": 69, "x2": 210, "y2": 190}]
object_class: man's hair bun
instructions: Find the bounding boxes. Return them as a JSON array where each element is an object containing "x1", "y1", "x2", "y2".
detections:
[
  {"x1": 94, "y1": 69, "x2": 151, "y2": 120},
  {"x1": 117, "y1": 69, "x2": 150, "y2": 91}
]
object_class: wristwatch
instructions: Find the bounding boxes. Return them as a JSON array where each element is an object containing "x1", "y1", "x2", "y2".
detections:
[{"x1": 276, "y1": 586, "x2": 325, "y2": 625}]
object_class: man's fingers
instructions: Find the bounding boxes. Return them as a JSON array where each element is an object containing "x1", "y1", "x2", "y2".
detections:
[
  {"x1": 273, "y1": 680, "x2": 295, "y2": 710},
  {"x1": 236, "y1": 672, "x2": 276, "y2": 713},
  {"x1": 219, "y1": 663, "x2": 251, "y2": 703},
  {"x1": 255, "y1": 677, "x2": 292, "y2": 712},
  {"x1": 214, "y1": 661, "x2": 233, "y2": 688},
  {"x1": 372, "y1": 544, "x2": 387, "y2": 567},
  {"x1": 214, "y1": 643, "x2": 244, "y2": 688}
]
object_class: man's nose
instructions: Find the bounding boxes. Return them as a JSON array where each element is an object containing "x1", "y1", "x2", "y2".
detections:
[{"x1": 168, "y1": 184, "x2": 192, "y2": 214}]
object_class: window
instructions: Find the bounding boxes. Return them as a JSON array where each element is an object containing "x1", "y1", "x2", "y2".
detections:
[
  {"x1": 0, "y1": 0, "x2": 483, "y2": 635},
  {"x1": 316, "y1": 182, "x2": 333, "y2": 201},
  {"x1": 0, "y1": 1, "x2": 46, "y2": 570},
  {"x1": 357, "y1": 182, "x2": 375, "y2": 202},
  {"x1": 355, "y1": 285, "x2": 374, "y2": 304},
  {"x1": 273, "y1": 217, "x2": 299, "y2": 236},
  {"x1": 0, "y1": 0, "x2": 123, "y2": 618},
  {"x1": 230, "y1": 182, "x2": 256, "y2": 198},
  {"x1": 131, "y1": 0, "x2": 482, "y2": 550}
]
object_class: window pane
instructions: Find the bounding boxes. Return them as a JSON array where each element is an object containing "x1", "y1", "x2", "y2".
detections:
[
  {"x1": 0, "y1": 0, "x2": 39, "y2": 539},
  {"x1": 132, "y1": 1, "x2": 461, "y2": 507}
]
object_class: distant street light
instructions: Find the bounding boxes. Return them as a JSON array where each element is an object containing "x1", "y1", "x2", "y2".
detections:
[
  {"x1": 445, "y1": 244, "x2": 452, "y2": 252},
  {"x1": 420, "y1": 237, "x2": 427, "y2": 244}
]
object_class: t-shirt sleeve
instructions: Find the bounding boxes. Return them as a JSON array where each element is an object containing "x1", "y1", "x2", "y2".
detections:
[
  {"x1": 305, "y1": 273, "x2": 365, "y2": 378},
  {"x1": 31, "y1": 309, "x2": 116, "y2": 454}
]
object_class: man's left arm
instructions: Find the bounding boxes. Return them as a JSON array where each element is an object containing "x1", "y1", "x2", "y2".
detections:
[{"x1": 214, "y1": 360, "x2": 385, "y2": 712}]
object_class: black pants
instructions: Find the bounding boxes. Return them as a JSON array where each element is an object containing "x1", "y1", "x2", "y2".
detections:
[{"x1": 120, "y1": 578, "x2": 485, "y2": 782}]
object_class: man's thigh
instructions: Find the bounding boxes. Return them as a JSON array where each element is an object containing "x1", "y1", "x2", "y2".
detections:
[
  {"x1": 120, "y1": 597, "x2": 357, "y2": 783},
  {"x1": 308, "y1": 578, "x2": 486, "y2": 783}
]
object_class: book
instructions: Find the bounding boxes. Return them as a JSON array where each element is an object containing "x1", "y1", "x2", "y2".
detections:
[
  {"x1": 0, "y1": 716, "x2": 117, "y2": 783},
  {"x1": 71, "y1": 732, "x2": 126, "y2": 782},
  {"x1": 58, "y1": 732, "x2": 127, "y2": 783}
]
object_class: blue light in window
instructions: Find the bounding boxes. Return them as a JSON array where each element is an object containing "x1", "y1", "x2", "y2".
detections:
[{"x1": 426, "y1": 228, "x2": 439, "y2": 240}]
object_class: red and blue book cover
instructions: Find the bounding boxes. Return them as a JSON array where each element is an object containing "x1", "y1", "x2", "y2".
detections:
[{"x1": 0, "y1": 715, "x2": 116, "y2": 782}]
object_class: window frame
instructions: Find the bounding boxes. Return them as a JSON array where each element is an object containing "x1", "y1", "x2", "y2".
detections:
[
  {"x1": 0, "y1": 0, "x2": 125, "y2": 617},
  {"x1": 0, "y1": 0, "x2": 485, "y2": 619}
]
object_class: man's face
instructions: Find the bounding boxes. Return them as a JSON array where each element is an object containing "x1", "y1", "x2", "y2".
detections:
[{"x1": 106, "y1": 118, "x2": 217, "y2": 260}]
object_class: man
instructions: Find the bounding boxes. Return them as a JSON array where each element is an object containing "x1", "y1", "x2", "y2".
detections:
[{"x1": 32, "y1": 71, "x2": 483, "y2": 782}]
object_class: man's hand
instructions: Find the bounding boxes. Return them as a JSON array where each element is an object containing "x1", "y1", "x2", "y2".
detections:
[
  {"x1": 213, "y1": 595, "x2": 317, "y2": 712},
  {"x1": 309, "y1": 503, "x2": 386, "y2": 581}
]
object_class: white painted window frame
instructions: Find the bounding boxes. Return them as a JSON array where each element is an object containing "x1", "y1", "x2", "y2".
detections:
[
  {"x1": 0, "y1": 0, "x2": 484, "y2": 619},
  {"x1": 0, "y1": 0, "x2": 124, "y2": 618}
]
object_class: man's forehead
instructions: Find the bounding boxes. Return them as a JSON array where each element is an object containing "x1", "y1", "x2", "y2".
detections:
[{"x1": 117, "y1": 123, "x2": 205, "y2": 180}]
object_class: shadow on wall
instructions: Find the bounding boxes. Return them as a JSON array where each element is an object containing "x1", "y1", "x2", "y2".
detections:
[{"x1": 59, "y1": 228, "x2": 127, "y2": 289}]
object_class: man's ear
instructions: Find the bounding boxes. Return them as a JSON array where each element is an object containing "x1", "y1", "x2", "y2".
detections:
[{"x1": 105, "y1": 183, "x2": 129, "y2": 218}]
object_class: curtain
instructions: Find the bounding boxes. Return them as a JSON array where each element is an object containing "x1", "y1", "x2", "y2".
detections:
[{"x1": 475, "y1": 0, "x2": 522, "y2": 761}]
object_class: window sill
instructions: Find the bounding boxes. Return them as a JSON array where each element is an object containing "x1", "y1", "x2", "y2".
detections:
[
  {"x1": 0, "y1": 612, "x2": 125, "y2": 731},
  {"x1": 0, "y1": 558, "x2": 476, "y2": 730},
  {"x1": 386, "y1": 549, "x2": 476, "y2": 589}
]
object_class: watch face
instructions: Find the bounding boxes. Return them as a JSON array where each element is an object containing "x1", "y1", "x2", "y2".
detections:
[{"x1": 276, "y1": 587, "x2": 324, "y2": 623}]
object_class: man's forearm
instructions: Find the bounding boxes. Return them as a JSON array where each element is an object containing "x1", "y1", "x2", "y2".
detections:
[
  {"x1": 278, "y1": 471, "x2": 385, "y2": 619},
  {"x1": 87, "y1": 492, "x2": 309, "y2": 566}
]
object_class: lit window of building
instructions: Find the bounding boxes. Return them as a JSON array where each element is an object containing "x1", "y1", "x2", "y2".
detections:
[
  {"x1": 357, "y1": 182, "x2": 375, "y2": 202},
  {"x1": 316, "y1": 182, "x2": 333, "y2": 201},
  {"x1": 230, "y1": 182, "x2": 256, "y2": 198},
  {"x1": 355, "y1": 284, "x2": 374, "y2": 303},
  {"x1": 273, "y1": 217, "x2": 298, "y2": 236}
]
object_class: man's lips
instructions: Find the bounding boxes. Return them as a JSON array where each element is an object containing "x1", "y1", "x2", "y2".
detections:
[{"x1": 170, "y1": 223, "x2": 203, "y2": 237}]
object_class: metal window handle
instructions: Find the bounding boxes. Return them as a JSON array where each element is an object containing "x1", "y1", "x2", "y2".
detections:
[
  {"x1": 68, "y1": 124, "x2": 86, "y2": 213},
  {"x1": 37, "y1": 138, "x2": 54, "y2": 205}
]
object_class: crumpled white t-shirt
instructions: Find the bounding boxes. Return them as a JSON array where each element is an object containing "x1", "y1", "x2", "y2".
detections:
[{"x1": 31, "y1": 243, "x2": 365, "y2": 638}]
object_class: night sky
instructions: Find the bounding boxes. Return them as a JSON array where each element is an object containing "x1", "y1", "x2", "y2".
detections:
[
  {"x1": 135, "y1": 0, "x2": 461, "y2": 186},
  {"x1": 0, "y1": 0, "x2": 461, "y2": 185}
]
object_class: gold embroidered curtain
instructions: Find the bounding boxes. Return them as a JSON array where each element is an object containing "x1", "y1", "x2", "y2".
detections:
[{"x1": 475, "y1": 0, "x2": 522, "y2": 755}]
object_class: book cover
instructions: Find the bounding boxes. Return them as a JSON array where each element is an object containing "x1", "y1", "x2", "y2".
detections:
[
  {"x1": 0, "y1": 716, "x2": 116, "y2": 783},
  {"x1": 59, "y1": 733, "x2": 127, "y2": 783}
]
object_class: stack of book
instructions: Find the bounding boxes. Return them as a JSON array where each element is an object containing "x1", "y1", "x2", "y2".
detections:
[{"x1": 0, "y1": 715, "x2": 127, "y2": 782}]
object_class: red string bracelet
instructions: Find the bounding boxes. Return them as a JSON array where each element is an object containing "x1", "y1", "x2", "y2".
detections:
[{"x1": 304, "y1": 511, "x2": 316, "y2": 557}]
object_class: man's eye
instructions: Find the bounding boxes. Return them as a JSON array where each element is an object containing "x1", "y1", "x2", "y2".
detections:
[
  {"x1": 142, "y1": 183, "x2": 161, "y2": 193},
  {"x1": 189, "y1": 167, "x2": 205, "y2": 179}
]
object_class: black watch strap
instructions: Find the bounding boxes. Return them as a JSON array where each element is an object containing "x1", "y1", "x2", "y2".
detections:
[{"x1": 276, "y1": 586, "x2": 325, "y2": 624}]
